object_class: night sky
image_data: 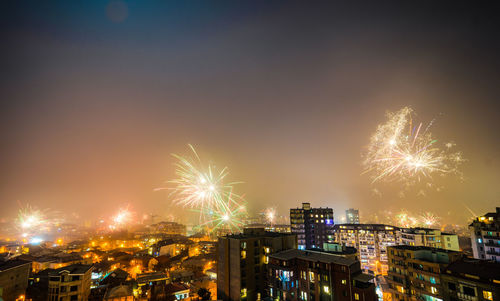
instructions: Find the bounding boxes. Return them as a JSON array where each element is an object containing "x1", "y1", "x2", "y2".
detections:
[{"x1": 1, "y1": 1, "x2": 499, "y2": 224}]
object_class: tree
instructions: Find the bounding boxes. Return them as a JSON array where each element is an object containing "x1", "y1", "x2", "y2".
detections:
[{"x1": 197, "y1": 288, "x2": 211, "y2": 300}]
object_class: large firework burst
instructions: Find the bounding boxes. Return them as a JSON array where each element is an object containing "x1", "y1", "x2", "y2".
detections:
[
  {"x1": 160, "y1": 145, "x2": 246, "y2": 232},
  {"x1": 363, "y1": 107, "x2": 464, "y2": 187}
]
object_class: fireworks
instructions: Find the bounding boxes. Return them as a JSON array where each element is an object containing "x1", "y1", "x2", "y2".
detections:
[
  {"x1": 162, "y1": 145, "x2": 246, "y2": 232},
  {"x1": 363, "y1": 107, "x2": 464, "y2": 188},
  {"x1": 263, "y1": 207, "x2": 277, "y2": 225},
  {"x1": 419, "y1": 212, "x2": 440, "y2": 227},
  {"x1": 17, "y1": 205, "x2": 45, "y2": 230},
  {"x1": 109, "y1": 207, "x2": 134, "y2": 230}
]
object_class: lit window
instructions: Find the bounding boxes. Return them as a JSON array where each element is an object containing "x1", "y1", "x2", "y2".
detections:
[
  {"x1": 241, "y1": 250, "x2": 246, "y2": 259},
  {"x1": 355, "y1": 293, "x2": 360, "y2": 300},
  {"x1": 241, "y1": 288, "x2": 247, "y2": 298},
  {"x1": 264, "y1": 256, "x2": 269, "y2": 264},
  {"x1": 483, "y1": 291, "x2": 493, "y2": 301},
  {"x1": 431, "y1": 287, "x2": 437, "y2": 294},
  {"x1": 323, "y1": 286, "x2": 330, "y2": 293},
  {"x1": 309, "y1": 271, "x2": 315, "y2": 283},
  {"x1": 341, "y1": 279, "x2": 347, "y2": 285}
]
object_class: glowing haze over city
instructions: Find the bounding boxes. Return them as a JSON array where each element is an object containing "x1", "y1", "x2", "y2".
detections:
[{"x1": 1, "y1": 2, "x2": 499, "y2": 234}]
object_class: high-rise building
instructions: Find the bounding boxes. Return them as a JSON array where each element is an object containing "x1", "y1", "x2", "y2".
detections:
[
  {"x1": 469, "y1": 207, "x2": 500, "y2": 262},
  {"x1": 345, "y1": 208, "x2": 360, "y2": 224},
  {"x1": 400, "y1": 228, "x2": 460, "y2": 251},
  {"x1": 441, "y1": 258, "x2": 500, "y2": 301},
  {"x1": 0, "y1": 259, "x2": 31, "y2": 301},
  {"x1": 290, "y1": 203, "x2": 334, "y2": 250},
  {"x1": 333, "y1": 224, "x2": 400, "y2": 275},
  {"x1": 217, "y1": 227, "x2": 297, "y2": 301},
  {"x1": 47, "y1": 264, "x2": 93, "y2": 301},
  {"x1": 386, "y1": 245, "x2": 462, "y2": 301},
  {"x1": 267, "y1": 249, "x2": 376, "y2": 301}
]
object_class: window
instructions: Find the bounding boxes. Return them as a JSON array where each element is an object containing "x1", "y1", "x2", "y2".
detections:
[
  {"x1": 431, "y1": 287, "x2": 438, "y2": 294},
  {"x1": 241, "y1": 242, "x2": 247, "y2": 249},
  {"x1": 447, "y1": 282, "x2": 456, "y2": 291},
  {"x1": 323, "y1": 286, "x2": 329, "y2": 293},
  {"x1": 483, "y1": 291, "x2": 493, "y2": 301},
  {"x1": 241, "y1": 250, "x2": 246, "y2": 259},
  {"x1": 70, "y1": 275, "x2": 80, "y2": 281},
  {"x1": 241, "y1": 288, "x2": 247, "y2": 298},
  {"x1": 430, "y1": 277, "x2": 436, "y2": 284},
  {"x1": 70, "y1": 285, "x2": 78, "y2": 292},
  {"x1": 463, "y1": 286, "x2": 476, "y2": 297},
  {"x1": 309, "y1": 271, "x2": 315, "y2": 283},
  {"x1": 341, "y1": 279, "x2": 347, "y2": 285},
  {"x1": 355, "y1": 293, "x2": 360, "y2": 300}
]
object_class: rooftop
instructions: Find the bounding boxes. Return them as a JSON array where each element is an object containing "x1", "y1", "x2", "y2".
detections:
[
  {"x1": 49, "y1": 264, "x2": 93, "y2": 275},
  {"x1": 445, "y1": 258, "x2": 500, "y2": 282},
  {"x1": 270, "y1": 249, "x2": 357, "y2": 266},
  {"x1": 224, "y1": 227, "x2": 296, "y2": 239},
  {"x1": 0, "y1": 259, "x2": 31, "y2": 272},
  {"x1": 389, "y1": 245, "x2": 459, "y2": 253}
]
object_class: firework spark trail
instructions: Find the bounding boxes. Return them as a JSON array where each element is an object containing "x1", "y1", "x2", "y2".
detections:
[
  {"x1": 161, "y1": 145, "x2": 247, "y2": 232},
  {"x1": 109, "y1": 206, "x2": 134, "y2": 230},
  {"x1": 263, "y1": 207, "x2": 277, "y2": 226},
  {"x1": 363, "y1": 107, "x2": 464, "y2": 189}
]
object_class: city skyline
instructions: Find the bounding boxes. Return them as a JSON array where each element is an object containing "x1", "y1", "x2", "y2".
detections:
[{"x1": 1, "y1": 2, "x2": 500, "y2": 224}]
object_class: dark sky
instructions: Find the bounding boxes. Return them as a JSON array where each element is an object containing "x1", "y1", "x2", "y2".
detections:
[{"x1": 1, "y1": 1, "x2": 499, "y2": 224}]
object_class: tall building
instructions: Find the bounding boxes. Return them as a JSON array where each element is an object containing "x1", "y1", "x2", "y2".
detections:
[
  {"x1": 47, "y1": 264, "x2": 93, "y2": 301},
  {"x1": 400, "y1": 228, "x2": 460, "y2": 251},
  {"x1": 0, "y1": 259, "x2": 31, "y2": 301},
  {"x1": 217, "y1": 227, "x2": 297, "y2": 301},
  {"x1": 441, "y1": 258, "x2": 500, "y2": 301},
  {"x1": 346, "y1": 208, "x2": 360, "y2": 224},
  {"x1": 267, "y1": 249, "x2": 376, "y2": 301},
  {"x1": 333, "y1": 224, "x2": 400, "y2": 275},
  {"x1": 386, "y1": 245, "x2": 462, "y2": 301},
  {"x1": 290, "y1": 203, "x2": 334, "y2": 250},
  {"x1": 470, "y1": 207, "x2": 500, "y2": 262}
]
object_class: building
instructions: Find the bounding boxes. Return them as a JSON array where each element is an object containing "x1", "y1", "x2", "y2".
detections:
[
  {"x1": 333, "y1": 224, "x2": 400, "y2": 275},
  {"x1": 346, "y1": 209, "x2": 360, "y2": 224},
  {"x1": 290, "y1": 203, "x2": 334, "y2": 250},
  {"x1": 386, "y1": 245, "x2": 462, "y2": 301},
  {"x1": 268, "y1": 249, "x2": 376, "y2": 301},
  {"x1": 321, "y1": 242, "x2": 358, "y2": 261},
  {"x1": 0, "y1": 259, "x2": 31, "y2": 301},
  {"x1": 469, "y1": 207, "x2": 500, "y2": 262},
  {"x1": 47, "y1": 264, "x2": 93, "y2": 301},
  {"x1": 400, "y1": 228, "x2": 460, "y2": 251},
  {"x1": 165, "y1": 282, "x2": 191, "y2": 300},
  {"x1": 441, "y1": 258, "x2": 500, "y2": 301},
  {"x1": 149, "y1": 221, "x2": 187, "y2": 236},
  {"x1": 217, "y1": 227, "x2": 297, "y2": 301}
]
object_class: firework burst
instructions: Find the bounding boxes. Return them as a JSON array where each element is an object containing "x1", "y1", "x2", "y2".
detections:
[
  {"x1": 363, "y1": 107, "x2": 464, "y2": 189},
  {"x1": 17, "y1": 205, "x2": 45, "y2": 231},
  {"x1": 263, "y1": 207, "x2": 277, "y2": 225},
  {"x1": 109, "y1": 206, "x2": 134, "y2": 230},
  {"x1": 160, "y1": 145, "x2": 246, "y2": 232}
]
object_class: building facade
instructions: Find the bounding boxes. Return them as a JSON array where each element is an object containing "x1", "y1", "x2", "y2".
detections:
[
  {"x1": 386, "y1": 245, "x2": 462, "y2": 301},
  {"x1": 441, "y1": 258, "x2": 500, "y2": 301},
  {"x1": 400, "y1": 228, "x2": 460, "y2": 251},
  {"x1": 267, "y1": 249, "x2": 376, "y2": 301},
  {"x1": 469, "y1": 207, "x2": 500, "y2": 262},
  {"x1": 333, "y1": 224, "x2": 400, "y2": 275},
  {"x1": 290, "y1": 203, "x2": 334, "y2": 250},
  {"x1": 346, "y1": 209, "x2": 360, "y2": 224},
  {"x1": 0, "y1": 259, "x2": 31, "y2": 301},
  {"x1": 47, "y1": 264, "x2": 93, "y2": 301},
  {"x1": 217, "y1": 227, "x2": 297, "y2": 301}
]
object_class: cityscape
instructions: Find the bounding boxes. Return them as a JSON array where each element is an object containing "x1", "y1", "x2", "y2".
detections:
[{"x1": 1, "y1": 2, "x2": 499, "y2": 301}]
